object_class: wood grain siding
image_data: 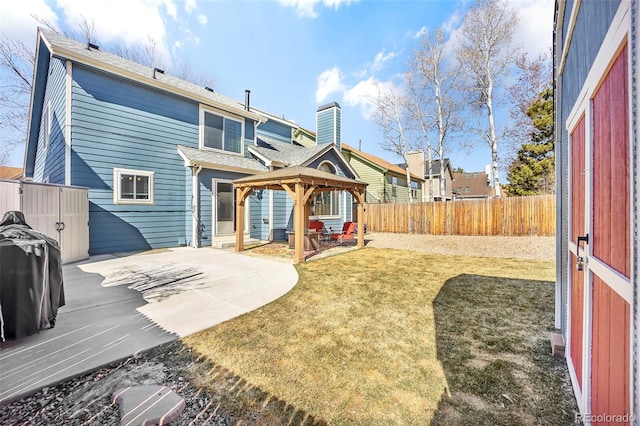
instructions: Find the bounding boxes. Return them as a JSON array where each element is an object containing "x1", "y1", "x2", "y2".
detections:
[
  {"x1": 591, "y1": 276, "x2": 630, "y2": 423},
  {"x1": 592, "y1": 46, "x2": 630, "y2": 277},
  {"x1": 257, "y1": 120, "x2": 292, "y2": 143},
  {"x1": 272, "y1": 190, "x2": 293, "y2": 230},
  {"x1": 316, "y1": 109, "x2": 336, "y2": 146},
  {"x1": 244, "y1": 119, "x2": 256, "y2": 159},
  {"x1": 34, "y1": 58, "x2": 67, "y2": 184},
  {"x1": 349, "y1": 156, "x2": 385, "y2": 203},
  {"x1": 249, "y1": 190, "x2": 269, "y2": 240},
  {"x1": 70, "y1": 65, "x2": 199, "y2": 254}
]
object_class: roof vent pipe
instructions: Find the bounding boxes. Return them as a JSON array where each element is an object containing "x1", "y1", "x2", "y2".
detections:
[{"x1": 245, "y1": 90, "x2": 250, "y2": 111}]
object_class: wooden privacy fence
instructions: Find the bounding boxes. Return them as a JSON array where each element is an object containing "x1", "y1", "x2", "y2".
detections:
[{"x1": 364, "y1": 195, "x2": 555, "y2": 236}]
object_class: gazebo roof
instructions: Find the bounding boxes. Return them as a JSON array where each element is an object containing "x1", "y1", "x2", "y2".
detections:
[{"x1": 233, "y1": 165, "x2": 367, "y2": 191}]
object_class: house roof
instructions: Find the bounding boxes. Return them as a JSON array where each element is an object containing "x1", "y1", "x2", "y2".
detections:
[
  {"x1": 0, "y1": 166, "x2": 23, "y2": 180},
  {"x1": 177, "y1": 145, "x2": 267, "y2": 173},
  {"x1": 341, "y1": 143, "x2": 424, "y2": 181},
  {"x1": 37, "y1": 29, "x2": 264, "y2": 123},
  {"x1": 453, "y1": 172, "x2": 492, "y2": 198},
  {"x1": 250, "y1": 136, "x2": 328, "y2": 166},
  {"x1": 233, "y1": 165, "x2": 367, "y2": 191}
]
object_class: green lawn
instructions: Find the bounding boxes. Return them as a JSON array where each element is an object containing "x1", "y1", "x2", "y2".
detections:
[{"x1": 183, "y1": 247, "x2": 577, "y2": 425}]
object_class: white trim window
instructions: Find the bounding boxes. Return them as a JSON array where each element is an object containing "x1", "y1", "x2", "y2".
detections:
[
  {"x1": 200, "y1": 108, "x2": 244, "y2": 155},
  {"x1": 113, "y1": 168, "x2": 155, "y2": 204},
  {"x1": 312, "y1": 161, "x2": 340, "y2": 218}
]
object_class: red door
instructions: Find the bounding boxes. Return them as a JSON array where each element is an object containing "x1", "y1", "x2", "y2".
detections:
[
  {"x1": 589, "y1": 45, "x2": 631, "y2": 425},
  {"x1": 569, "y1": 43, "x2": 632, "y2": 424}
]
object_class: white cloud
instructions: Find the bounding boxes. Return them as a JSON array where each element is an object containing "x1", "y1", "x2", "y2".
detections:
[
  {"x1": 278, "y1": 0, "x2": 358, "y2": 18},
  {"x1": 197, "y1": 13, "x2": 207, "y2": 25},
  {"x1": 414, "y1": 26, "x2": 428, "y2": 38},
  {"x1": 316, "y1": 67, "x2": 345, "y2": 103},
  {"x1": 53, "y1": 0, "x2": 173, "y2": 66},
  {"x1": 372, "y1": 49, "x2": 399, "y2": 71},
  {"x1": 0, "y1": 0, "x2": 59, "y2": 47},
  {"x1": 343, "y1": 77, "x2": 400, "y2": 119},
  {"x1": 511, "y1": 0, "x2": 553, "y2": 58},
  {"x1": 185, "y1": 0, "x2": 197, "y2": 13}
]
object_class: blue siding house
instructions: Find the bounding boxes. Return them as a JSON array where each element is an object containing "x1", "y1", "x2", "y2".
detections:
[{"x1": 24, "y1": 29, "x2": 359, "y2": 255}]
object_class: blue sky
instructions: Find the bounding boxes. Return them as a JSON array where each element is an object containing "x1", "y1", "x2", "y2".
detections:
[{"x1": 1, "y1": 0, "x2": 553, "y2": 172}]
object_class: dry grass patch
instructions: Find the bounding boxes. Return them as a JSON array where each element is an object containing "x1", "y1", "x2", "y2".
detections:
[{"x1": 183, "y1": 248, "x2": 576, "y2": 424}]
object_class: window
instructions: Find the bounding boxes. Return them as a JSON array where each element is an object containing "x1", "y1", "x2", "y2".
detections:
[
  {"x1": 465, "y1": 186, "x2": 470, "y2": 192},
  {"x1": 392, "y1": 176, "x2": 398, "y2": 196},
  {"x1": 201, "y1": 109, "x2": 243, "y2": 154},
  {"x1": 113, "y1": 168, "x2": 154, "y2": 204},
  {"x1": 312, "y1": 162, "x2": 339, "y2": 217},
  {"x1": 410, "y1": 181, "x2": 418, "y2": 199},
  {"x1": 456, "y1": 187, "x2": 462, "y2": 193}
]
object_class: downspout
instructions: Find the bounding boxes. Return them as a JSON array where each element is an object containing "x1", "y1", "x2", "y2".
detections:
[{"x1": 192, "y1": 164, "x2": 202, "y2": 248}]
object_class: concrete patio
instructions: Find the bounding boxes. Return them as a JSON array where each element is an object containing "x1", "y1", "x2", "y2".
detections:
[{"x1": 0, "y1": 247, "x2": 298, "y2": 405}]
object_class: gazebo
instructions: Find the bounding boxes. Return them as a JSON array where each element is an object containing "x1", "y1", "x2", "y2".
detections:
[{"x1": 233, "y1": 166, "x2": 368, "y2": 263}]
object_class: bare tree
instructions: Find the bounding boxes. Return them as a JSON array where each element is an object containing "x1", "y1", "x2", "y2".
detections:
[
  {"x1": 0, "y1": 21, "x2": 216, "y2": 166},
  {"x1": 506, "y1": 51, "x2": 552, "y2": 155},
  {"x1": 456, "y1": 0, "x2": 520, "y2": 196},
  {"x1": 372, "y1": 81, "x2": 417, "y2": 202},
  {"x1": 0, "y1": 35, "x2": 34, "y2": 165},
  {"x1": 409, "y1": 27, "x2": 461, "y2": 201}
]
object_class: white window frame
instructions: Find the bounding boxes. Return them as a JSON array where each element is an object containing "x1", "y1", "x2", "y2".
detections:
[
  {"x1": 391, "y1": 176, "x2": 398, "y2": 197},
  {"x1": 113, "y1": 168, "x2": 155, "y2": 205},
  {"x1": 199, "y1": 106, "x2": 245, "y2": 156},
  {"x1": 310, "y1": 161, "x2": 340, "y2": 219}
]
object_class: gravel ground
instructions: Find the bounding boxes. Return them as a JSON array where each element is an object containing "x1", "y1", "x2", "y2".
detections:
[
  {"x1": 364, "y1": 232, "x2": 556, "y2": 260},
  {"x1": 1, "y1": 233, "x2": 556, "y2": 425}
]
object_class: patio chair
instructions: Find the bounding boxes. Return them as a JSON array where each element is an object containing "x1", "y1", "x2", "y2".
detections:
[{"x1": 330, "y1": 221, "x2": 356, "y2": 245}]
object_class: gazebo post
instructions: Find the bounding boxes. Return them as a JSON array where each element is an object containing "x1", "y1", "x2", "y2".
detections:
[
  {"x1": 235, "y1": 187, "x2": 252, "y2": 252},
  {"x1": 294, "y1": 182, "x2": 306, "y2": 264},
  {"x1": 357, "y1": 196, "x2": 365, "y2": 248}
]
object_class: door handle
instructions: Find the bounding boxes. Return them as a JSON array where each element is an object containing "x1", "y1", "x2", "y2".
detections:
[
  {"x1": 576, "y1": 234, "x2": 588, "y2": 271},
  {"x1": 56, "y1": 222, "x2": 66, "y2": 232}
]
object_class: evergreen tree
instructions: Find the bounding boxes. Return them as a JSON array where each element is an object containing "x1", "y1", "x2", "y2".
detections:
[{"x1": 505, "y1": 87, "x2": 554, "y2": 196}]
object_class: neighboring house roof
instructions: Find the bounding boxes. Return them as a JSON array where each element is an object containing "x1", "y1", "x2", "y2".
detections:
[
  {"x1": 0, "y1": 166, "x2": 23, "y2": 180},
  {"x1": 342, "y1": 143, "x2": 424, "y2": 181},
  {"x1": 453, "y1": 172, "x2": 492, "y2": 198},
  {"x1": 177, "y1": 145, "x2": 267, "y2": 173},
  {"x1": 426, "y1": 159, "x2": 453, "y2": 180}
]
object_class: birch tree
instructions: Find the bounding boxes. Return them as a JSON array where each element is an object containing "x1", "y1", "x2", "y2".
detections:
[
  {"x1": 409, "y1": 27, "x2": 461, "y2": 201},
  {"x1": 372, "y1": 82, "x2": 417, "y2": 202},
  {"x1": 456, "y1": 0, "x2": 520, "y2": 197}
]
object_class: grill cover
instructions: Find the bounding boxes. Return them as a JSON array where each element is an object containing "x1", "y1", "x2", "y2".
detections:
[{"x1": 0, "y1": 211, "x2": 65, "y2": 341}]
